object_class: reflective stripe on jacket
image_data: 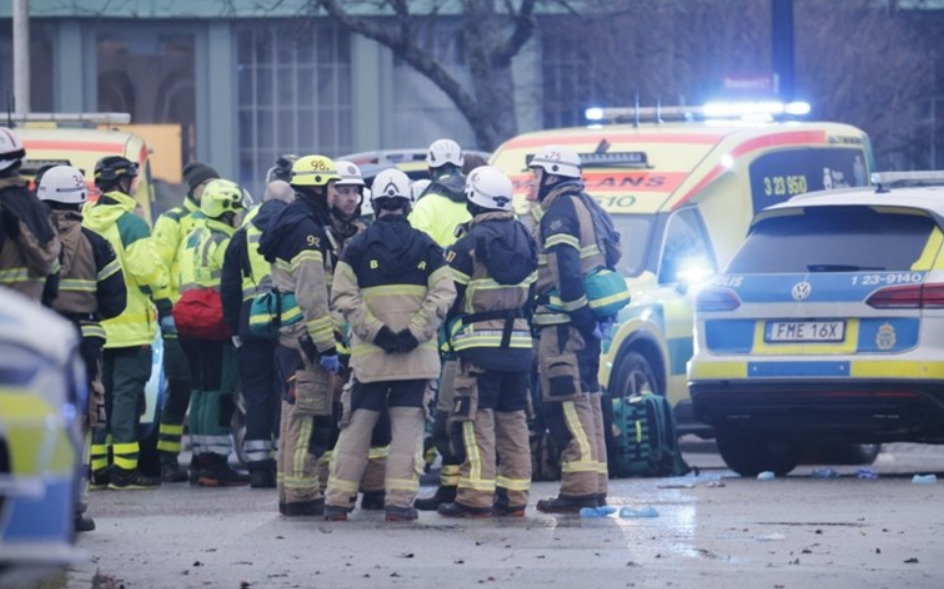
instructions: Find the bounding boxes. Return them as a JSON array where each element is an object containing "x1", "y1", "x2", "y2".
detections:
[{"x1": 152, "y1": 197, "x2": 202, "y2": 301}]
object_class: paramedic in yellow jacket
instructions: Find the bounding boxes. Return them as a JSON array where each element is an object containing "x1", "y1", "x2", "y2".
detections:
[
  {"x1": 437, "y1": 166, "x2": 537, "y2": 518},
  {"x1": 177, "y1": 179, "x2": 248, "y2": 487},
  {"x1": 151, "y1": 162, "x2": 220, "y2": 482},
  {"x1": 409, "y1": 138, "x2": 470, "y2": 248},
  {"x1": 84, "y1": 155, "x2": 173, "y2": 490},
  {"x1": 324, "y1": 168, "x2": 456, "y2": 523},
  {"x1": 256, "y1": 155, "x2": 341, "y2": 517}
]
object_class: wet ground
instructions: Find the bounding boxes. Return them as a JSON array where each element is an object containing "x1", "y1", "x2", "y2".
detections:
[{"x1": 56, "y1": 442, "x2": 944, "y2": 589}]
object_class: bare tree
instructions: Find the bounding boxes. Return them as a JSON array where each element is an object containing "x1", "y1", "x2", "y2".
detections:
[{"x1": 309, "y1": 0, "x2": 539, "y2": 150}]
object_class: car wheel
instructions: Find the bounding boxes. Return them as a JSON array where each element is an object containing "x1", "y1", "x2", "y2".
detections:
[
  {"x1": 816, "y1": 443, "x2": 882, "y2": 465},
  {"x1": 614, "y1": 351, "x2": 659, "y2": 398},
  {"x1": 716, "y1": 429, "x2": 802, "y2": 477}
]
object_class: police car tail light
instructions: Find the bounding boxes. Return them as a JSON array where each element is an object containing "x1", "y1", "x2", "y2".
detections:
[
  {"x1": 696, "y1": 287, "x2": 741, "y2": 312},
  {"x1": 866, "y1": 283, "x2": 944, "y2": 309}
]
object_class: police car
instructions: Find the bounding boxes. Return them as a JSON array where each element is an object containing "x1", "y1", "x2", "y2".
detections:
[
  {"x1": 0, "y1": 291, "x2": 87, "y2": 586},
  {"x1": 689, "y1": 172, "x2": 944, "y2": 476}
]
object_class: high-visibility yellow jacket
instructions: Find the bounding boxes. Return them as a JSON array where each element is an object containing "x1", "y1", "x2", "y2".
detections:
[
  {"x1": 409, "y1": 172, "x2": 470, "y2": 248},
  {"x1": 178, "y1": 217, "x2": 235, "y2": 293},
  {"x1": 152, "y1": 196, "x2": 203, "y2": 301},
  {"x1": 83, "y1": 191, "x2": 171, "y2": 348}
]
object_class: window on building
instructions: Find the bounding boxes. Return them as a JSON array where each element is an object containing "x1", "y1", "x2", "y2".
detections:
[{"x1": 236, "y1": 22, "x2": 353, "y2": 194}]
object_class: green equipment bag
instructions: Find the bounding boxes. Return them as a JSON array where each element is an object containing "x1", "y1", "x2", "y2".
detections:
[
  {"x1": 248, "y1": 290, "x2": 302, "y2": 337},
  {"x1": 607, "y1": 393, "x2": 690, "y2": 478},
  {"x1": 584, "y1": 268, "x2": 631, "y2": 318}
]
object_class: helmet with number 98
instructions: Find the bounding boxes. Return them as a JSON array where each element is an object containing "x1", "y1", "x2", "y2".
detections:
[
  {"x1": 527, "y1": 145, "x2": 582, "y2": 179},
  {"x1": 291, "y1": 155, "x2": 340, "y2": 187}
]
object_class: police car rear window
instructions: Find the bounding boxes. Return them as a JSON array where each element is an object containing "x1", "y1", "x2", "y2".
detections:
[{"x1": 728, "y1": 206, "x2": 936, "y2": 273}]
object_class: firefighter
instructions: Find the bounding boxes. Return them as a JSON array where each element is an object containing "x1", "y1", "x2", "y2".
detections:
[
  {"x1": 257, "y1": 155, "x2": 340, "y2": 517},
  {"x1": 176, "y1": 178, "x2": 248, "y2": 487},
  {"x1": 220, "y1": 180, "x2": 294, "y2": 488},
  {"x1": 84, "y1": 155, "x2": 173, "y2": 490},
  {"x1": 409, "y1": 138, "x2": 470, "y2": 247},
  {"x1": 529, "y1": 145, "x2": 609, "y2": 513},
  {"x1": 409, "y1": 140, "x2": 470, "y2": 512},
  {"x1": 152, "y1": 161, "x2": 220, "y2": 482},
  {"x1": 436, "y1": 166, "x2": 537, "y2": 518},
  {"x1": 38, "y1": 165, "x2": 127, "y2": 531},
  {"x1": 322, "y1": 161, "x2": 389, "y2": 510},
  {"x1": 0, "y1": 126, "x2": 61, "y2": 304},
  {"x1": 324, "y1": 168, "x2": 456, "y2": 523}
]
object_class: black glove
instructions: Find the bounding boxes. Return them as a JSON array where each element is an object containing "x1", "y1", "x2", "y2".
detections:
[
  {"x1": 155, "y1": 298, "x2": 173, "y2": 321},
  {"x1": 374, "y1": 325, "x2": 401, "y2": 354},
  {"x1": 569, "y1": 305, "x2": 597, "y2": 341},
  {"x1": 395, "y1": 329, "x2": 419, "y2": 353}
]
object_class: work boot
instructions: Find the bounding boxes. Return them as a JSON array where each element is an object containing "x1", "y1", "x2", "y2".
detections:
[
  {"x1": 359, "y1": 490, "x2": 385, "y2": 511},
  {"x1": 324, "y1": 504, "x2": 351, "y2": 522},
  {"x1": 189, "y1": 454, "x2": 206, "y2": 486},
  {"x1": 282, "y1": 498, "x2": 325, "y2": 517},
  {"x1": 250, "y1": 469, "x2": 277, "y2": 489},
  {"x1": 535, "y1": 495, "x2": 599, "y2": 514},
  {"x1": 413, "y1": 485, "x2": 456, "y2": 511},
  {"x1": 160, "y1": 453, "x2": 188, "y2": 483},
  {"x1": 108, "y1": 467, "x2": 161, "y2": 490},
  {"x1": 196, "y1": 454, "x2": 250, "y2": 487},
  {"x1": 385, "y1": 506, "x2": 418, "y2": 522},
  {"x1": 90, "y1": 467, "x2": 110, "y2": 491},
  {"x1": 74, "y1": 512, "x2": 96, "y2": 532},
  {"x1": 437, "y1": 501, "x2": 492, "y2": 519},
  {"x1": 493, "y1": 495, "x2": 527, "y2": 518}
]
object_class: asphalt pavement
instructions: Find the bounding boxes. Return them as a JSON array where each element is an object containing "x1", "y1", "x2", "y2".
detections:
[{"x1": 37, "y1": 442, "x2": 944, "y2": 589}]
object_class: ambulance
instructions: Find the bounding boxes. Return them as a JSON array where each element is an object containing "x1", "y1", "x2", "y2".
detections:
[
  {"x1": 490, "y1": 105, "x2": 875, "y2": 433},
  {"x1": 14, "y1": 113, "x2": 158, "y2": 224}
]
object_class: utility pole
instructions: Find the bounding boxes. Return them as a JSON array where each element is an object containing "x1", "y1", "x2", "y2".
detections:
[
  {"x1": 13, "y1": 0, "x2": 30, "y2": 115},
  {"x1": 771, "y1": 0, "x2": 795, "y2": 101}
]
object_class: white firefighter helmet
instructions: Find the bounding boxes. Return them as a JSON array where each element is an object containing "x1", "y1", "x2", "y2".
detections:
[
  {"x1": 426, "y1": 138, "x2": 464, "y2": 169},
  {"x1": 334, "y1": 160, "x2": 366, "y2": 187},
  {"x1": 465, "y1": 166, "x2": 513, "y2": 212},
  {"x1": 528, "y1": 145, "x2": 582, "y2": 179},
  {"x1": 0, "y1": 127, "x2": 26, "y2": 172},
  {"x1": 370, "y1": 168, "x2": 413, "y2": 207},
  {"x1": 411, "y1": 178, "x2": 431, "y2": 201},
  {"x1": 37, "y1": 165, "x2": 88, "y2": 205}
]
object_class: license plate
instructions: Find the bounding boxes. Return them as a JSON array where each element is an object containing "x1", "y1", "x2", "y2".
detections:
[{"x1": 765, "y1": 320, "x2": 846, "y2": 343}]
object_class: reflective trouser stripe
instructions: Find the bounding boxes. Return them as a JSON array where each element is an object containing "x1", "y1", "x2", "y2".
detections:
[
  {"x1": 560, "y1": 401, "x2": 597, "y2": 473},
  {"x1": 459, "y1": 420, "x2": 496, "y2": 492},
  {"x1": 386, "y1": 477, "x2": 419, "y2": 493},
  {"x1": 112, "y1": 441, "x2": 139, "y2": 471},
  {"x1": 440, "y1": 463, "x2": 461, "y2": 486},
  {"x1": 157, "y1": 422, "x2": 185, "y2": 453},
  {"x1": 206, "y1": 435, "x2": 232, "y2": 457},
  {"x1": 91, "y1": 443, "x2": 109, "y2": 472},
  {"x1": 244, "y1": 439, "x2": 274, "y2": 463},
  {"x1": 496, "y1": 475, "x2": 530, "y2": 492},
  {"x1": 368, "y1": 446, "x2": 389, "y2": 460}
]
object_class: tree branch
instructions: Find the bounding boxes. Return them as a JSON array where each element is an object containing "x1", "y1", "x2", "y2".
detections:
[{"x1": 494, "y1": 0, "x2": 537, "y2": 66}]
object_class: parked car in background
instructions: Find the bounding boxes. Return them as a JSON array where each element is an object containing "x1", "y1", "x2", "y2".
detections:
[
  {"x1": 690, "y1": 172, "x2": 944, "y2": 475},
  {"x1": 0, "y1": 290, "x2": 87, "y2": 587}
]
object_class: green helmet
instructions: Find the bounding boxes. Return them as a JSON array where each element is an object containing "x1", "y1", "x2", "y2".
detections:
[{"x1": 200, "y1": 179, "x2": 246, "y2": 218}]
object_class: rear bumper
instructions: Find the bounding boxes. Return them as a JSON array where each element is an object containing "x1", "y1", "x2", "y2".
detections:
[{"x1": 690, "y1": 379, "x2": 944, "y2": 443}]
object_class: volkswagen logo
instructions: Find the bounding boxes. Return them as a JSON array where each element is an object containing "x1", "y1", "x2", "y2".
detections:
[{"x1": 791, "y1": 281, "x2": 812, "y2": 301}]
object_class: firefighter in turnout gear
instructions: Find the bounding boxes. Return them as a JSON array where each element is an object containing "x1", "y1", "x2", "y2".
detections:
[
  {"x1": 437, "y1": 166, "x2": 537, "y2": 518},
  {"x1": 324, "y1": 168, "x2": 456, "y2": 522},
  {"x1": 409, "y1": 138, "x2": 470, "y2": 247},
  {"x1": 152, "y1": 161, "x2": 220, "y2": 482},
  {"x1": 39, "y1": 165, "x2": 127, "y2": 531},
  {"x1": 84, "y1": 155, "x2": 172, "y2": 490},
  {"x1": 0, "y1": 127, "x2": 61, "y2": 304},
  {"x1": 257, "y1": 155, "x2": 341, "y2": 517},
  {"x1": 529, "y1": 145, "x2": 609, "y2": 513},
  {"x1": 220, "y1": 180, "x2": 294, "y2": 488},
  {"x1": 175, "y1": 178, "x2": 248, "y2": 487},
  {"x1": 322, "y1": 161, "x2": 389, "y2": 510}
]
